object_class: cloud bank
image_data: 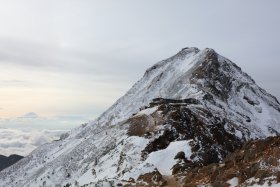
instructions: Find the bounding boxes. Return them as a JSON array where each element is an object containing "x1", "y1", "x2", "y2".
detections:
[
  {"x1": 0, "y1": 128, "x2": 66, "y2": 156},
  {"x1": 0, "y1": 112, "x2": 84, "y2": 156},
  {"x1": 0, "y1": 112, "x2": 87, "y2": 130}
]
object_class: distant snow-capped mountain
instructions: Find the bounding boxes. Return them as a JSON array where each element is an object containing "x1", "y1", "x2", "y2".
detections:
[{"x1": 0, "y1": 47, "x2": 279, "y2": 187}]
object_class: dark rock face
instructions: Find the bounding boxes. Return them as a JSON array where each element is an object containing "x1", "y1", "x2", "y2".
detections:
[
  {"x1": 130, "y1": 98, "x2": 243, "y2": 169},
  {"x1": 0, "y1": 154, "x2": 23, "y2": 171},
  {"x1": 190, "y1": 49, "x2": 233, "y2": 101},
  {"x1": 174, "y1": 151, "x2": 185, "y2": 160}
]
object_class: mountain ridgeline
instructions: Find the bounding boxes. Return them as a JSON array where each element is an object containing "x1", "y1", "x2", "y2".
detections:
[
  {"x1": 0, "y1": 47, "x2": 280, "y2": 186},
  {"x1": 0, "y1": 155, "x2": 23, "y2": 172}
]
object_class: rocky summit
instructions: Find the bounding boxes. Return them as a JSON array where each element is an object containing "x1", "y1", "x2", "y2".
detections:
[{"x1": 0, "y1": 47, "x2": 280, "y2": 187}]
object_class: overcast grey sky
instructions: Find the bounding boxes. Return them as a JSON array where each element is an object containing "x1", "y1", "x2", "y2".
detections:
[{"x1": 0, "y1": 0, "x2": 279, "y2": 130}]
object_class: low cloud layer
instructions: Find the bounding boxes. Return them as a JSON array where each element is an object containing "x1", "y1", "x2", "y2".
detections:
[
  {"x1": 0, "y1": 128, "x2": 67, "y2": 156},
  {"x1": 0, "y1": 112, "x2": 87, "y2": 130},
  {"x1": 0, "y1": 112, "x2": 83, "y2": 156}
]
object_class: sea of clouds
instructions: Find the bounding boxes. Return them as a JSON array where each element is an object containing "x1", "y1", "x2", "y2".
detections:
[
  {"x1": 0, "y1": 128, "x2": 67, "y2": 156},
  {"x1": 0, "y1": 112, "x2": 86, "y2": 156}
]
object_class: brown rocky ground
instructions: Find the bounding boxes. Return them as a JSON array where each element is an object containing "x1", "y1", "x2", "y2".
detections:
[
  {"x1": 179, "y1": 136, "x2": 280, "y2": 186},
  {"x1": 123, "y1": 136, "x2": 280, "y2": 187}
]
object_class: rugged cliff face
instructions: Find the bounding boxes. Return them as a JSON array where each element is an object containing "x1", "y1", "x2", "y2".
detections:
[{"x1": 0, "y1": 47, "x2": 279, "y2": 187}]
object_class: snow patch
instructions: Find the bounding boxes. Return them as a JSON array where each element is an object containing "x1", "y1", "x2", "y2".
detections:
[
  {"x1": 136, "y1": 106, "x2": 158, "y2": 116},
  {"x1": 143, "y1": 140, "x2": 192, "y2": 175},
  {"x1": 227, "y1": 177, "x2": 239, "y2": 187}
]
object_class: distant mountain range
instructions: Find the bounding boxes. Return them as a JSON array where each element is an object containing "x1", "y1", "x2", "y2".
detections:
[
  {"x1": 0, "y1": 47, "x2": 279, "y2": 186},
  {"x1": 0, "y1": 154, "x2": 23, "y2": 172}
]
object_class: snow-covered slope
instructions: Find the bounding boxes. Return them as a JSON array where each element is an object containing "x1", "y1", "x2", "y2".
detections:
[{"x1": 0, "y1": 47, "x2": 280, "y2": 187}]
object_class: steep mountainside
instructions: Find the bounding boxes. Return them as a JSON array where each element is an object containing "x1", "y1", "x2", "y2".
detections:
[
  {"x1": 0, "y1": 154, "x2": 23, "y2": 172},
  {"x1": 0, "y1": 47, "x2": 279, "y2": 187}
]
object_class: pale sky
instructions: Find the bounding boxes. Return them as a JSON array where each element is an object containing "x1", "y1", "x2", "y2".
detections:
[{"x1": 0, "y1": 0, "x2": 280, "y2": 131}]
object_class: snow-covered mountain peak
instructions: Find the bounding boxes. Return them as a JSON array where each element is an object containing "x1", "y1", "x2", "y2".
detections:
[
  {"x1": 144, "y1": 46, "x2": 200, "y2": 75},
  {"x1": 93, "y1": 47, "x2": 262, "y2": 127},
  {"x1": 1, "y1": 47, "x2": 280, "y2": 187}
]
